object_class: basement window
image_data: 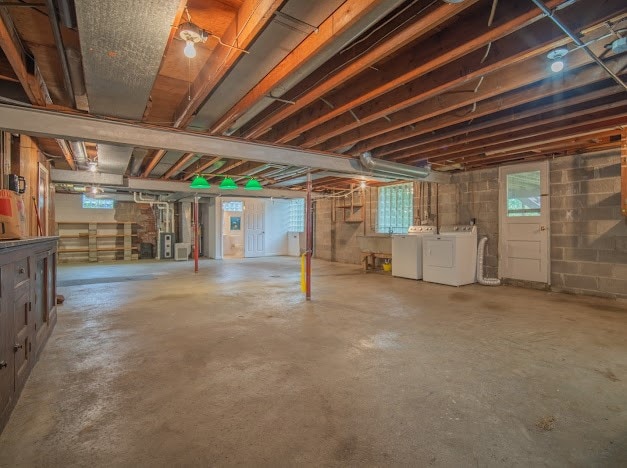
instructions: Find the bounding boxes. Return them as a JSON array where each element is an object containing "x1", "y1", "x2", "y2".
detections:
[
  {"x1": 222, "y1": 201, "x2": 243, "y2": 212},
  {"x1": 506, "y1": 171, "x2": 541, "y2": 217},
  {"x1": 377, "y1": 183, "x2": 413, "y2": 234},
  {"x1": 289, "y1": 198, "x2": 305, "y2": 232},
  {"x1": 81, "y1": 194, "x2": 114, "y2": 209}
]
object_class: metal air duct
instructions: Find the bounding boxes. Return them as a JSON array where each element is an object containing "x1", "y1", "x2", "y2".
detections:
[{"x1": 360, "y1": 151, "x2": 430, "y2": 179}]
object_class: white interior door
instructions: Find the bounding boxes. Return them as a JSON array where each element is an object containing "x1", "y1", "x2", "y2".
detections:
[
  {"x1": 244, "y1": 199, "x2": 265, "y2": 257},
  {"x1": 499, "y1": 161, "x2": 550, "y2": 283}
]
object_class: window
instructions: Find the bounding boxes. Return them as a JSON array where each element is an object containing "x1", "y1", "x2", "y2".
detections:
[
  {"x1": 289, "y1": 198, "x2": 305, "y2": 232},
  {"x1": 222, "y1": 201, "x2": 243, "y2": 212},
  {"x1": 506, "y1": 171, "x2": 541, "y2": 216},
  {"x1": 82, "y1": 194, "x2": 114, "y2": 209},
  {"x1": 377, "y1": 183, "x2": 413, "y2": 234}
]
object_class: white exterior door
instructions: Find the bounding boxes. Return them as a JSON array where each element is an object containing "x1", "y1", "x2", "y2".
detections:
[
  {"x1": 499, "y1": 161, "x2": 550, "y2": 283},
  {"x1": 244, "y1": 199, "x2": 265, "y2": 257}
]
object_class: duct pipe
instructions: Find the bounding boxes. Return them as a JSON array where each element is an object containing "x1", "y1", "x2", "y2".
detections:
[
  {"x1": 45, "y1": 0, "x2": 75, "y2": 107},
  {"x1": 69, "y1": 140, "x2": 87, "y2": 165},
  {"x1": 360, "y1": 151, "x2": 431, "y2": 179},
  {"x1": 476, "y1": 237, "x2": 501, "y2": 286},
  {"x1": 529, "y1": 0, "x2": 627, "y2": 92}
]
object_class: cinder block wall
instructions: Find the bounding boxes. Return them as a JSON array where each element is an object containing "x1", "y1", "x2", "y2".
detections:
[
  {"x1": 439, "y1": 169, "x2": 500, "y2": 278},
  {"x1": 550, "y1": 149, "x2": 627, "y2": 298},
  {"x1": 314, "y1": 189, "x2": 376, "y2": 264}
]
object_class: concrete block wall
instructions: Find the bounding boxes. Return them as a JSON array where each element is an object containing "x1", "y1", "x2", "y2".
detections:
[
  {"x1": 314, "y1": 189, "x2": 376, "y2": 265},
  {"x1": 439, "y1": 169, "x2": 500, "y2": 278},
  {"x1": 549, "y1": 149, "x2": 627, "y2": 298}
]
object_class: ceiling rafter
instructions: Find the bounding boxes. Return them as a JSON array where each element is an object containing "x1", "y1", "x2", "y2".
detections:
[
  {"x1": 140, "y1": 0, "x2": 285, "y2": 178},
  {"x1": 209, "y1": 0, "x2": 385, "y2": 135},
  {"x1": 291, "y1": 2, "x2": 626, "y2": 149},
  {"x1": 336, "y1": 41, "x2": 623, "y2": 156},
  {"x1": 267, "y1": 0, "x2": 575, "y2": 146},
  {"x1": 240, "y1": 0, "x2": 480, "y2": 140},
  {"x1": 390, "y1": 87, "x2": 625, "y2": 162}
]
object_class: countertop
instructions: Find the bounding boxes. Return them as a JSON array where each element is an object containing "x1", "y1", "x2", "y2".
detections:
[{"x1": 0, "y1": 236, "x2": 59, "y2": 250}]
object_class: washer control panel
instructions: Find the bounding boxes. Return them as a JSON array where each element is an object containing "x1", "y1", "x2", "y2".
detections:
[{"x1": 408, "y1": 225, "x2": 435, "y2": 234}]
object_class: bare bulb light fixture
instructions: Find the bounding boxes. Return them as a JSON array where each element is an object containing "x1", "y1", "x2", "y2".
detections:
[
  {"x1": 547, "y1": 48, "x2": 568, "y2": 73},
  {"x1": 178, "y1": 21, "x2": 208, "y2": 59}
]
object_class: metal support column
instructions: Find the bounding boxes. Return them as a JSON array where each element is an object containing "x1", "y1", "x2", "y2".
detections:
[
  {"x1": 305, "y1": 172, "x2": 313, "y2": 300},
  {"x1": 194, "y1": 195, "x2": 199, "y2": 273}
]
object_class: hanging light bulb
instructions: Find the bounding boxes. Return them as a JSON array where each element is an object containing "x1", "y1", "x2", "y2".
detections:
[
  {"x1": 184, "y1": 40, "x2": 197, "y2": 58},
  {"x1": 87, "y1": 161, "x2": 98, "y2": 172},
  {"x1": 547, "y1": 48, "x2": 568, "y2": 73},
  {"x1": 550, "y1": 60, "x2": 564, "y2": 73}
]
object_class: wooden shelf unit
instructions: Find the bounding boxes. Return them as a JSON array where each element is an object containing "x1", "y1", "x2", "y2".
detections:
[
  {"x1": 336, "y1": 186, "x2": 365, "y2": 223},
  {"x1": 57, "y1": 222, "x2": 139, "y2": 263}
]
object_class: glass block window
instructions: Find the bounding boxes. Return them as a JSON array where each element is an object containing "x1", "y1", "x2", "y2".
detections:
[
  {"x1": 507, "y1": 171, "x2": 541, "y2": 216},
  {"x1": 289, "y1": 198, "x2": 305, "y2": 232},
  {"x1": 222, "y1": 201, "x2": 243, "y2": 212},
  {"x1": 82, "y1": 194, "x2": 114, "y2": 209},
  {"x1": 377, "y1": 183, "x2": 413, "y2": 234}
]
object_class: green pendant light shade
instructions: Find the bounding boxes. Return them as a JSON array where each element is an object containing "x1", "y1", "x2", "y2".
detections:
[
  {"x1": 219, "y1": 177, "x2": 238, "y2": 190},
  {"x1": 189, "y1": 175, "x2": 210, "y2": 189},
  {"x1": 244, "y1": 178, "x2": 263, "y2": 190}
]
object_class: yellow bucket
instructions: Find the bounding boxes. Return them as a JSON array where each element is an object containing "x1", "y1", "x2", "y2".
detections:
[{"x1": 382, "y1": 262, "x2": 392, "y2": 272}]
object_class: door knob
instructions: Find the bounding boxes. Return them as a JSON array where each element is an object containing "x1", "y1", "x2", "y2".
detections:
[
  {"x1": 0, "y1": 361, "x2": 7, "y2": 369},
  {"x1": 540, "y1": 226, "x2": 547, "y2": 231},
  {"x1": 13, "y1": 344, "x2": 23, "y2": 352}
]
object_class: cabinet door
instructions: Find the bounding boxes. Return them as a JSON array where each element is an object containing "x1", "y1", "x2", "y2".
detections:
[
  {"x1": 0, "y1": 267, "x2": 15, "y2": 413},
  {"x1": 34, "y1": 257, "x2": 48, "y2": 349},
  {"x1": 13, "y1": 283, "x2": 31, "y2": 391}
]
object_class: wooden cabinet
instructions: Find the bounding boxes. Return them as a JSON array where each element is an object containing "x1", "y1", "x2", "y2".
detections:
[
  {"x1": 0, "y1": 237, "x2": 57, "y2": 433},
  {"x1": 57, "y1": 221, "x2": 139, "y2": 263}
]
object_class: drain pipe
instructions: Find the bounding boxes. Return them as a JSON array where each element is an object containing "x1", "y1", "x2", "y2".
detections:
[
  {"x1": 476, "y1": 237, "x2": 500, "y2": 286},
  {"x1": 360, "y1": 151, "x2": 431, "y2": 179},
  {"x1": 530, "y1": 0, "x2": 627, "y2": 92}
]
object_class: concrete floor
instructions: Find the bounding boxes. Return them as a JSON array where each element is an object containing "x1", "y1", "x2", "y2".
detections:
[{"x1": 0, "y1": 257, "x2": 626, "y2": 466}]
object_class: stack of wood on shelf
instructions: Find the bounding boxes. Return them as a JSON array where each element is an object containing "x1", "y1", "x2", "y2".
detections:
[{"x1": 57, "y1": 222, "x2": 139, "y2": 263}]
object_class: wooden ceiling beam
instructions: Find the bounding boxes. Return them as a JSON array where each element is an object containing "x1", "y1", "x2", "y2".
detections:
[
  {"x1": 433, "y1": 125, "x2": 622, "y2": 169},
  {"x1": 391, "y1": 89, "x2": 625, "y2": 162},
  {"x1": 294, "y1": 1, "x2": 625, "y2": 149},
  {"x1": 0, "y1": 10, "x2": 45, "y2": 105},
  {"x1": 181, "y1": 156, "x2": 222, "y2": 181},
  {"x1": 411, "y1": 109, "x2": 627, "y2": 165},
  {"x1": 208, "y1": 0, "x2": 384, "y2": 136},
  {"x1": 204, "y1": 160, "x2": 246, "y2": 183},
  {"x1": 269, "y1": 0, "x2": 575, "y2": 145},
  {"x1": 331, "y1": 40, "x2": 621, "y2": 155},
  {"x1": 371, "y1": 58, "x2": 627, "y2": 159},
  {"x1": 460, "y1": 132, "x2": 619, "y2": 169},
  {"x1": 141, "y1": 0, "x2": 284, "y2": 177},
  {"x1": 382, "y1": 85, "x2": 623, "y2": 160},
  {"x1": 161, "y1": 152, "x2": 196, "y2": 179},
  {"x1": 241, "y1": 0, "x2": 479, "y2": 140}
]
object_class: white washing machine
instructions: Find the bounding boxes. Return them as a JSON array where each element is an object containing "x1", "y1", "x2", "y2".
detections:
[
  {"x1": 422, "y1": 225, "x2": 478, "y2": 286},
  {"x1": 391, "y1": 225, "x2": 435, "y2": 280}
]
